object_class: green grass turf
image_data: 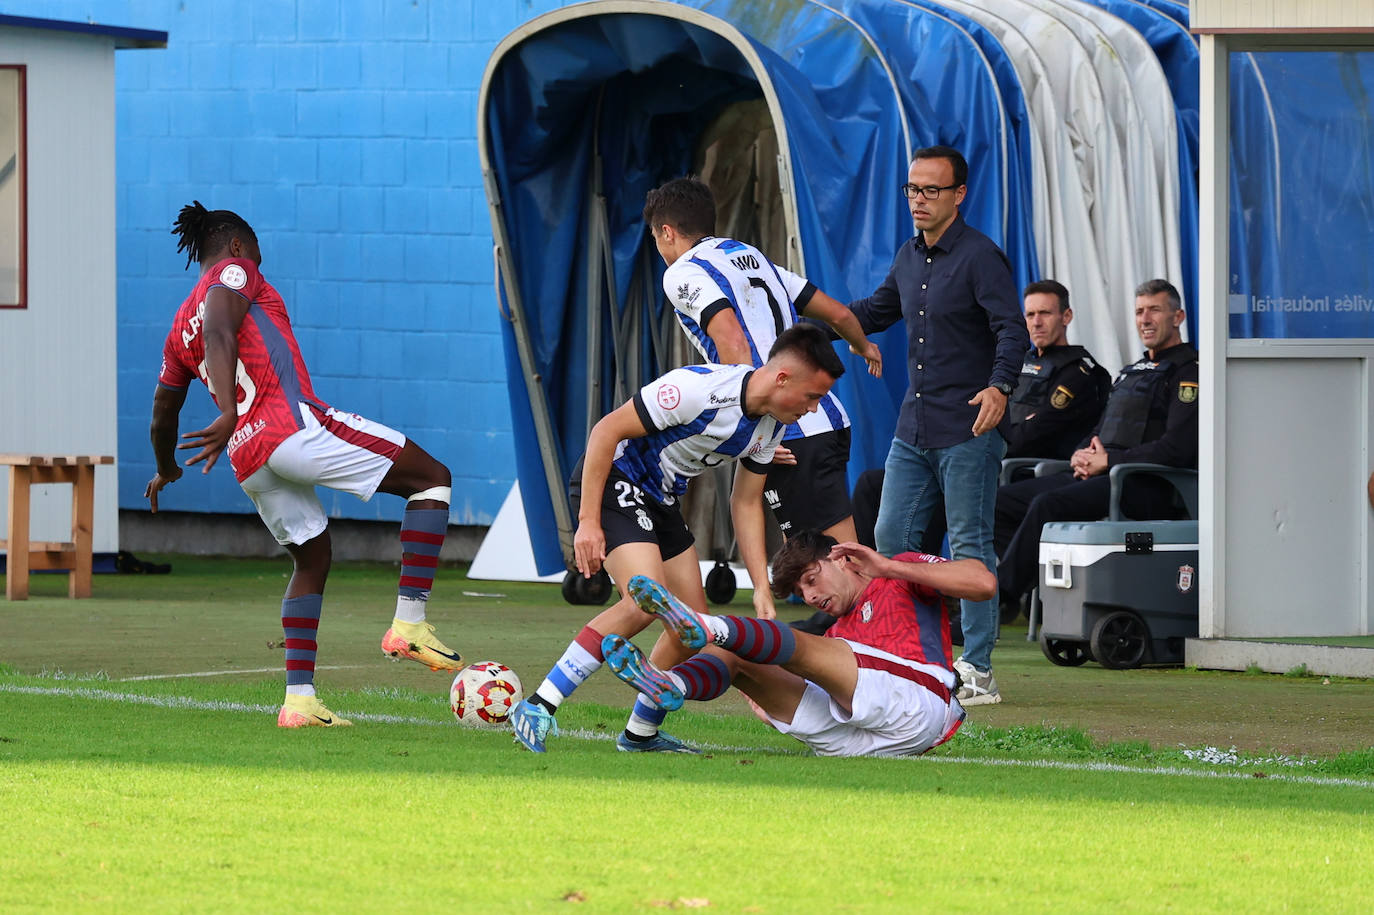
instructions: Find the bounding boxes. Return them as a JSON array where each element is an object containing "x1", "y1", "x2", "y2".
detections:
[
  {"x1": 4, "y1": 555, "x2": 1372, "y2": 757},
  {"x1": 3, "y1": 556, "x2": 1374, "y2": 910},
  {"x1": 1, "y1": 674, "x2": 1372, "y2": 913}
]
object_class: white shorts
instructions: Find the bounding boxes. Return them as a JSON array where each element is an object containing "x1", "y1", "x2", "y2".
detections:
[
  {"x1": 765, "y1": 641, "x2": 966, "y2": 757},
  {"x1": 240, "y1": 404, "x2": 406, "y2": 545}
]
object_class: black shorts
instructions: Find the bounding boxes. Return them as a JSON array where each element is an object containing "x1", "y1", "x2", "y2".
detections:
[
  {"x1": 764, "y1": 427, "x2": 852, "y2": 536},
  {"x1": 568, "y1": 462, "x2": 695, "y2": 562}
]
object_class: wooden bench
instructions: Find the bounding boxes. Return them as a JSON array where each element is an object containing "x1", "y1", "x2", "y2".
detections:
[{"x1": 1, "y1": 454, "x2": 114, "y2": 600}]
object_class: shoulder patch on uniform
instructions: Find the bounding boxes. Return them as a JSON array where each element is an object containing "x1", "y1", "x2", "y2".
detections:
[
  {"x1": 220, "y1": 264, "x2": 248, "y2": 290},
  {"x1": 1178, "y1": 381, "x2": 1198, "y2": 404},
  {"x1": 657, "y1": 383, "x2": 681, "y2": 410},
  {"x1": 1050, "y1": 385, "x2": 1074, "y2": 409}
]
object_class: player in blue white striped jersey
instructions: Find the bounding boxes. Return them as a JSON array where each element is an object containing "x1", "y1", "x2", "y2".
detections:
[
  {"x1": 510, "y1": 325, "x2": 846, "y2": 753},
  {"x1": 645, "y1": 177, "x2": 881, "y2": 544}
]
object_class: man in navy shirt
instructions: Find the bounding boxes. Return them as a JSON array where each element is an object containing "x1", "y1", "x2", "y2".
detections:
[{"x1": 848, "y1": 146, "x2": 1029, "y2": 706}]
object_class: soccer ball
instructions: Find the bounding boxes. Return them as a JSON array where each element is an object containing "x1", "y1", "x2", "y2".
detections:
[{"x1": 450, "y1": 662, "x2": 523, "y2": 728}]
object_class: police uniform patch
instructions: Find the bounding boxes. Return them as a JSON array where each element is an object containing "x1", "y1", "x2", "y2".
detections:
[
  {"x1": 1178, "y1": 381, "x2": 1198, "y2": 404},
  {"x1": 1050, "y1": 385, "x2": 1074, "y2": 409}
]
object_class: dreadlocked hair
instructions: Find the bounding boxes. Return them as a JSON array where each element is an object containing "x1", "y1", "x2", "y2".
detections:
[{"x1": 171, "y1": 200, "x2": 256, "y2": 269}]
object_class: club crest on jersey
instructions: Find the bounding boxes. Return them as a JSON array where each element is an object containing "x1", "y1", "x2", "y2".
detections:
[
  {"x1": 657, "y1": 384, "x2": 680, "y2": 410},
  {"x1": 860, "y1": 601, "x2": 873, "y2": 623},
  {"x1": 220, "y1": 264, "x2": 248, "y2": 290},
  {"x1": 635, "y1": 509, "x2": 653, "y2": 532}
]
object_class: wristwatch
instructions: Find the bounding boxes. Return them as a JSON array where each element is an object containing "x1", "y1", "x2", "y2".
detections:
[{"x1": 991, "y1": 381, "x2": 1013, "y2": 397}]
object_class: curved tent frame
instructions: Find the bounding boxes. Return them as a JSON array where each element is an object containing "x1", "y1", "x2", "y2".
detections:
[
  {"x1": 478, "y1": 0, "x2": 910, "y2": 574},
  {"x1": 479, "y1": 0, "x2": 1200, "y2": 576}
]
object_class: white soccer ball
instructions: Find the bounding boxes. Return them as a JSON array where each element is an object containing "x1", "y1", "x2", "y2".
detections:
[{"x1": 450, "y1": 662, "x2": 523, "y2": 728}]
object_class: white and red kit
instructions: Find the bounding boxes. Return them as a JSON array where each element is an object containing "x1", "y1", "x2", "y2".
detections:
[
  {"x1": 158, "y1": 257, "x2": 338, "y2": 482},
  {"x1": 158, "y1": 258, "x2": 404, "y2": 545},
  {"x1": 826, "y1": 551, "x2": 955, "y2": 675},
  {"x1": 767, "y1": 552, "x2": 964, "y2": 757}
]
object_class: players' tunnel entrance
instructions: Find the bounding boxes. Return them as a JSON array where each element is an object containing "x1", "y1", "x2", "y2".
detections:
[{"x1": 479, "y1": 1, "x2": 908, "y2": 576}]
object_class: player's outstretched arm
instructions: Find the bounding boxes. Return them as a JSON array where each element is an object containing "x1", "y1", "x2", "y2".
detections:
[
  {"x1": 145, "y1": 384, "x2": 188, "y2": 512},
  {"x1": 801, "y1": 289, "x2": 882, "y2": 377},
  {"x1": 829, "y1": 542, "x2": 996, "y2": 602},
  {"x1": 573, "y1": 400, "x2": 649, "y2": 578},
  {"x1": 180, "y1": 286, "x2": 250, "y2": 472},
  {"x1": 730, "y1": 463, "x2": 775, "y2": 619}
]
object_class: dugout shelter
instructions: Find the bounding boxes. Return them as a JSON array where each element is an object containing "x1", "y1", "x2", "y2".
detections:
[
  {"x1": 0, "y1": 15, "x2": 166, "y2": 566},
  {"x1": 477, "y1": 0, "x2": 1199, "y2": 580}
]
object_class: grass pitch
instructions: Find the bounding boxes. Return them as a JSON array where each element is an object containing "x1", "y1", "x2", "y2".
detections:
[{"x1": 2, "y1": 556, "x2": 1373, "y2": 912}]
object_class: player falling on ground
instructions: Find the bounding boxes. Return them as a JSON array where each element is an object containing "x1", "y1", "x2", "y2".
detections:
[
  {"x1": 602, "y1": 530, "x2": 994, "y2": 757},
  {"x1": 145, "y1": 201, "x2": 463, "y2": 728},
  {"x1": 510, "y1": 324, "x2": 844, "y2": 753}
]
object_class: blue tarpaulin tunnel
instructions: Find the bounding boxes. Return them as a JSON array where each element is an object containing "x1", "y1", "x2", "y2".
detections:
[
  {"x1": 476, "y1": 0, "x2": 1214, "y2": 579},
  {"x1": 478, "y1": 1, "x2": 927, "y2": 576}
]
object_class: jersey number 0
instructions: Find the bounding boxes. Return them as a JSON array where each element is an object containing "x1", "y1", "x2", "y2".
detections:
[{"x1": 197, "y1": 357, "x2": 257, "y2": 417}]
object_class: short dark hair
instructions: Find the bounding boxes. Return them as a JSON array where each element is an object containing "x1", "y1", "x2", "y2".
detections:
[
  {"x1": 767, "y1": 322, "x2": 845, "y2": 380},
  {"x1": 1023, "y1": 279, "x2": 1070, "y2": 312},
  {"x1": 913, "y1": 145, "x2": 968, "y2": 188},
  {"x1": 171, "y1": 200, "x2": 257, "y2": 269},
  {"x1": 643, "y1": 177, "x2": 716, "y2": 240},
  {"x1": 770, "y1": 529, "x2": 838, "y2": 599},
  {"x1": 1135, "y1": 278, "x2": 1181, "y2": 311}
]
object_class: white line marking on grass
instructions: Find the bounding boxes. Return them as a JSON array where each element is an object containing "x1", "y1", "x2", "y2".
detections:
[
  {"x1": 924, "y1": 754, "x2": 1374, "y2": 790},
  {"x1": 117, "y1": 665, "x2": 369, "y2": 682},
  {"x1": 5, "y1": 684, "x2": 1371, "y2": 786},
  {"x1": 1, "y1": 684, "x2": 446, "y2": 726},
  {"x1": 0, "y1": 684, "x2": 619, "y2": 734}
]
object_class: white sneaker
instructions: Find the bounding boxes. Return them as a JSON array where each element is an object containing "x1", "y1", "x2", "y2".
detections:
[{"x1": 953, "y1": 656, "x2": 1002, "y2": 706}]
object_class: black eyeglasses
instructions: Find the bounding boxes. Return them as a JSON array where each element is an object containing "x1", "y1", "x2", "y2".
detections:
[{"x1": 900, "y1": 183, "x2": 960, "y2": 200}]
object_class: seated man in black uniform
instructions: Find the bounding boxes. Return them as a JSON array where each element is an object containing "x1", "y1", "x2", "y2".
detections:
[
  {"x1": 995, "y1": 279, "x2": 1198, "y2": 606},
  {"x1": 1004, "y1": 280, "x2": 1112, "y2": 463}
]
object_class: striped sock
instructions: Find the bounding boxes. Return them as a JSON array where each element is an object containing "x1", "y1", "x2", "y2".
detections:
[
  {"x1": 624, "y1": 698, "x2": 668, "y2": 739},
  {"x1": 672, "y1": 653, "x2": 732, "y2": 701},
  {"x1": 531, "y1": 626, "x2": 604, "y2": 713},
  {"x1": 719, "y1": 616, "x2": 796, "y2": 665},
  {"x1": 396, "y1": 507, "x2": 447, "y2": 623},
  {"x1": 282, "y1": 594, "x2": 323, "y2": 697}
]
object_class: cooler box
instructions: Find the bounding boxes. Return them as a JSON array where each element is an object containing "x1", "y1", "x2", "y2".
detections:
[{"x1": 1037, "y1": 520, "x2": 1199, "y2": 668}]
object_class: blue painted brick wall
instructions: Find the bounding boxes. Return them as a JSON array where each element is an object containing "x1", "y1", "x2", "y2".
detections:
[{"x1": 10, "y1": 0, "x2": 580, "y2": 527}]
